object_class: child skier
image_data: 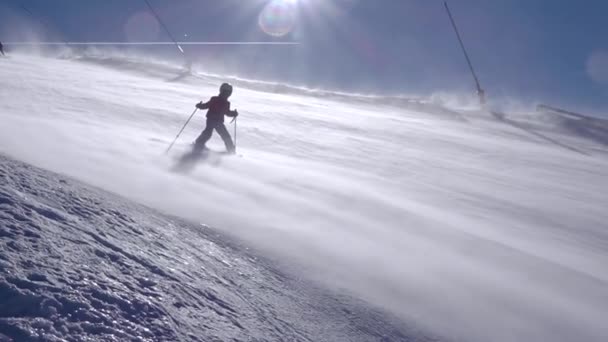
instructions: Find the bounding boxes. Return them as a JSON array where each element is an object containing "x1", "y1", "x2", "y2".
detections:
[{"x1": 193, "y1": 83, "x2": 238, "y2": 154}]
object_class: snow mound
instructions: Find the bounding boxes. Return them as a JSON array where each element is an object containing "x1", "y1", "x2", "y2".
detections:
[{"x1": 0, "y1": 155, "x2": 425, "y2": 341}]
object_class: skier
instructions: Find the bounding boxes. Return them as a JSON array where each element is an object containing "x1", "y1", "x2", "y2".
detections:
[
  {"x1": 0, "y1": 41, "x2": 5, "y2": 56},
  {"x1": 192, "y1": 83, "x2": 238, "y2": 154}
]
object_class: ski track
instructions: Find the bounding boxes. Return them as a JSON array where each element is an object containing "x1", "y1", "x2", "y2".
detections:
[{"x1": 1, "y1": 52, "x2": 608, "y2": 341}]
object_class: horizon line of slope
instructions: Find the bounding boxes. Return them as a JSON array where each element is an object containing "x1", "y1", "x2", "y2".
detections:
[
  {"x1": 6, "y1": 50, "x2": 488, "y2": 113},
  {"x1": 43, "y1": 51, "x2": 608, "y2": 131},
  {"x1": 9, "y1": 50, "x2": 608, "y2": 125},
  {"x1": 53, "y1": 50, "x2": 608, "y2": 120}
]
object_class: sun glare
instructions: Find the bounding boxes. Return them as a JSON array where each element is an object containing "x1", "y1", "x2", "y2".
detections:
[{"x1": 258, "y1": 0, "x2": 298, "y2": 37}]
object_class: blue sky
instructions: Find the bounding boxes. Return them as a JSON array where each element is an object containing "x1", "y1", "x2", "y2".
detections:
[{"x1": 1, "y1": 0, "x2": 607, "y2": 115}]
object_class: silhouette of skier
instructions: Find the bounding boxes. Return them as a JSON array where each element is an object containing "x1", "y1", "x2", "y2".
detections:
[
  {"x1": 0, "y1": 41, "x2": 5, "y2": 56},
  {"x1": 192, "y1": 83, "x2": 238, "y2": 154}
]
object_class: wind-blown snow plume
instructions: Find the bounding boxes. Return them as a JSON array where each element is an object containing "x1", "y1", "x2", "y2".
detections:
[{"x1": 1, "y1": 52, "x2": 607, "y2": 342}]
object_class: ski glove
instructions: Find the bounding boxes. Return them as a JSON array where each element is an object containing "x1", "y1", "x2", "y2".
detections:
[
  {"x1": 195, "y1": 102, "x2": 206, "y2": 110},
  {"x1": 228, "y1": 110, "x2": 239, "y2": 117}
]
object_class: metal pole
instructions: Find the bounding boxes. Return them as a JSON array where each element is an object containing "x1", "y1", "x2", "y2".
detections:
[
  {"x1": 165, "y1": 108, "x2": 197, "y2": 154},
  {"x1": 143, "y1": 0, "x2": 184, "y2": 55},
  {"x1": 444, "y1": 1, "x2": 485, "y2": 104}
]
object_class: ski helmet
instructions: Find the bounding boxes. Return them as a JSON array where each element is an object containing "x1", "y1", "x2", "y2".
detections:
[{"x1": 219, "y1": 83, "x2": 233, "y2": 96}]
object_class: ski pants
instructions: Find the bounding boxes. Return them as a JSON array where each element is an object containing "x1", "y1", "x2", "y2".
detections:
[{"x1": 194, "y1": 120, "x2": 235, "y2": 152}]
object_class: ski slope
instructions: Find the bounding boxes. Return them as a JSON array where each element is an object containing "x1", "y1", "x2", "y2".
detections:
[{"x1": 1, "y1": 51, "x2": 608, "y2": 342}]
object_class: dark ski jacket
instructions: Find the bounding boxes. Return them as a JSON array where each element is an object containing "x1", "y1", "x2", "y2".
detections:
[{"x1": 197, "y1": 96, "x2": 237, "y2": 122}]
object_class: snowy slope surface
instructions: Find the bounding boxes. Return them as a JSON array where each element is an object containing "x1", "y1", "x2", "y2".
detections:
[
  {"x1": 0, "y1": 155, "x2": 418, "y2": 342},
  {"x1": 1, "y1": 52, "x2": 608, "y2": 341}
]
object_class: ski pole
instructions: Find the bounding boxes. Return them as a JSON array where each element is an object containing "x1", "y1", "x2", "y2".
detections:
[
  {"x1": 229, "y1": 115, "x2": 237, "y2": 153},
  {"x1": 233, "y1": 116, "x2": 237, "y2": 153},
  {"x1": 165, "y1": 108, "x2": 197, "y2": 154}
]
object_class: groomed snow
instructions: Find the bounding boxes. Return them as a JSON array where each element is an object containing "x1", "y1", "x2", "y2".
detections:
[{"x1": 1, "y1": 51, "x2": 607, "y2": 341}]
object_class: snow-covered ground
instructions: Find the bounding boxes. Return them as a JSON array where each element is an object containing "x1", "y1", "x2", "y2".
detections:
[
  {"x1": 0, "y1": 154, "x2": 417, "y2": 341},
  {"x1": 1, "y1": 51, "x2": 607, "y2": 341}
]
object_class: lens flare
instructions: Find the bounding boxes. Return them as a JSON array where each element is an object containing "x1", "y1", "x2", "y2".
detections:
[
  {"x1": 587, "y1": 50, "x2": 608, "y2": 84},
  {"x1": 124, "y1": 11, "x2": 160, "y2": 42},
  {"x1": 259, "y1": 0, "x2": 297, "y2": 37}
]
